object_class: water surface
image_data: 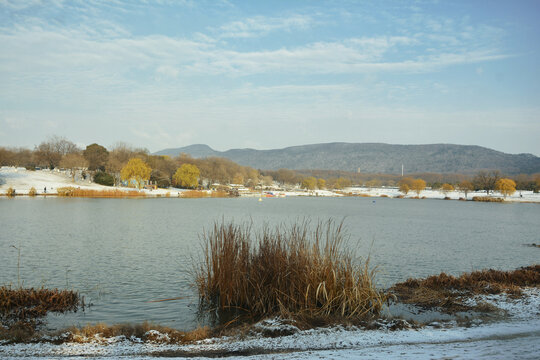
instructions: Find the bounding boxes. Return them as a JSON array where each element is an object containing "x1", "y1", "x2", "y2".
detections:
[{"x1": 1, "y1": 197, "x2": 538, "y2": 330}]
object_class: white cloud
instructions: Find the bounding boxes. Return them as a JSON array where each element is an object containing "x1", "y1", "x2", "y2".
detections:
[
  {"x1": 155, "y1": 65, "x2": 180, "y2": 78},
  {"x1": 217, "y1": 14, "x2": 314, "y2": 38}
]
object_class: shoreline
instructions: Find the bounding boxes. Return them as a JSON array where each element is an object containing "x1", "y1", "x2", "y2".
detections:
[
  {"x1": 1, "y1": 286, "x2": 538, "y2": 358},
  {"x1": 1, "y1": 190, "x2": 539, "y2": 204},
  {"x1": 1, "y1": 167, "x2": 539, "y2": 203}
]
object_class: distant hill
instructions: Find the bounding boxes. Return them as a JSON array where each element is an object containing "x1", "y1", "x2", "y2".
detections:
[{"x1": 154, "y1": 143, "x2": 540, "y2": 174}]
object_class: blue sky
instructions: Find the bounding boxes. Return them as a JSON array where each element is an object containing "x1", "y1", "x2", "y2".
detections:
[{"x1": 1, "y1": 0, "x2": 539, "y2": 155}]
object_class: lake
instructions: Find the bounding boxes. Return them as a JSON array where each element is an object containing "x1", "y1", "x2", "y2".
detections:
[{"x1": 1, "y1": 197, "x2": 539, "y2": 330}]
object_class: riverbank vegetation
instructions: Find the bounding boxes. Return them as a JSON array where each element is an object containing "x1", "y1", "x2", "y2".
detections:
[
  {"x1": 56, "y1": 187, "x2": 146, "y2": 198},
  {"x1": 391, "y1": 265, "x2": 540, "y2": 314},
  {"x1": 472, "y1": 196, "x2": 504, "y2": 202},
  {"x1": 195, "y1": 220, "x2": 387, "y2": 326},
  {"x1": 180, "y1": 190, "x2": 230, "y2": 198},
  {"x1": 0, "y1": 286, "x2": 82, "y2": 342}
]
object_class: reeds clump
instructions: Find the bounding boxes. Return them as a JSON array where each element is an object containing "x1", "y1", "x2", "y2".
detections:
[
  {"x1": 6, "y1": 187, "x2": 16, "y2": 197},
  {"x1": 391, "y1": 265, "x2": 540, "y2": 313},
  {"x1": 196, "y1": 220, "x2": 386, "y2": 323},
  {"x1": 0, "y1": 286, "x2": 82, "y2": 331},
  {"x1": 57, "y1": 187, "x2": 145, "y2": 198},
  {"x1": 181, "y1": 190, "x2": 229, "y2": 198},
  {"x1": 472, "y1": 196, "x2": 504, "y2": 202},
  {"x1": 28, "y1": 187, "x2": 37, "y2": 197}
]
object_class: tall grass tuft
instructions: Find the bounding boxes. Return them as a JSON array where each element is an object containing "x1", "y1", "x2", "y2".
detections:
[
  {"x1": 28, "y1": 187, "x2": 37, "y2": 197},
  {"x1": 57, "y1": 187, "x2": 145, "y2": 198},
  {"x1": 195, "y1": 220, "x2": 386, "y2": 323},
  {"x1": 6, "y1": 187, "x2": 16, "y2": 197}
]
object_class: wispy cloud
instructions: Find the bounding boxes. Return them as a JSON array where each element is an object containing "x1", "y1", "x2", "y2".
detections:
[
  {"x1": 2, "y1": 1, "x2": 536, "y2": 154},
  {"x1": 216, "y1": 14, "x2": 314, "y2": 38}
]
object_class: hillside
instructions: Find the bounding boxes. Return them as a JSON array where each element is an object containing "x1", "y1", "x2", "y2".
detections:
[{"x1": 155, "y1": 143, "x2": 540, "y2": 174}]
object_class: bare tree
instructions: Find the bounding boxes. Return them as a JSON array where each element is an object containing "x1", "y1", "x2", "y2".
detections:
[
  {"x1": 473, "y1": 170, "x2": 501, "y2": 195},
  {"x1": 34, "y1": 136, "x2": 79, "y2": 169}
]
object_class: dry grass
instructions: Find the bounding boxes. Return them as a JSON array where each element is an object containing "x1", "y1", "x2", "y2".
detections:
[
  {"x1": 390, "y1": 265, "x2": 540, "y2": 313},
  {"x1": 181, "y1": 190, "x2": 230, "y2": 198},
  {"x1": 64, "y1": 322, "x2": 210, "y2": 344},
  {"x1": 6, "y1": 187, "x2": 16, "y2": 197},
  {"x1": 0, "y1": 286, "x2": 82, "y2": 340},
  {"x1": 472, "y1": 196, "x2": 504, "y2": 202},
  {"x1": 195, "y1": 220, "x2": 386, "y2": 325},
  {"x1": 28, "y1": 187, "x2": 37, "y2": 196},
  {"x1": 57, "y1": 187, "x2": 145, "y2": 198}
]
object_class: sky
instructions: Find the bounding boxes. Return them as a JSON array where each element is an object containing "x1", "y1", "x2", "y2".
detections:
[{"x1": 1, "y1": 0, "x2": 539, "y2": 155}]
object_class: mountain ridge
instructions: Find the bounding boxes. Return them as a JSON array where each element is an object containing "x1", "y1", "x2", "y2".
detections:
[{"x1": 154, "y1": 142, "x2": 540, "y2": 174}]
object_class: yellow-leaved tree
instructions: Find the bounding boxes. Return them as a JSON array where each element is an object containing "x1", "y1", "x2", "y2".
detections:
[
  {"x1": 410, "y1": 178, "x2": 426, "y2": 197},
  {"x1": 440, "y1": 183, "x2": 454, "y2": 197},
  {"x1": 301, "y1": 177, "x2": 317, "y2": 190},
  {"x1": 173, "y1": 164, "x2": 200, "y2": 189},
  {"x1": 399, "y1": 183, "x2": 410, "y2": 195},
  {"x1": 121, "y1": 158, "x2": 152, "y2": 189},
  {"x1": 495, "y1": 178, "x2": 516, "y2": 198}
]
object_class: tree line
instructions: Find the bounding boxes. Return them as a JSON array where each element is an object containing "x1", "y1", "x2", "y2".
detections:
[
  {"x1": 0, "y1": 136, "x2": 262, "y2": 189},
  {"x1": 1, "y1": 136, "x2": 539, "y2": 193}
]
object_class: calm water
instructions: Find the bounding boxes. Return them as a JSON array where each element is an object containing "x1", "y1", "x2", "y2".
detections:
[{"x1": 1, "y1": 197, "x2": 539, "y2": 330}]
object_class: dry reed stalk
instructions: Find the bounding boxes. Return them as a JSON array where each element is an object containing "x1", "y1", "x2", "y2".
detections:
[{"x1": 195, "y1": 220, "x2": 386, "y2": 323}]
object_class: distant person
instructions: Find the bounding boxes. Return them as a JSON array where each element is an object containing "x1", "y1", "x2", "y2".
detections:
[{"x1": 44, "y1": 186, "x2": 46, "y2": 193}]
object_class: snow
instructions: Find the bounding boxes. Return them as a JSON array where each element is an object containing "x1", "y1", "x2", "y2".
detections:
[
  {"x1": 344, "y1": 186, "x2": 540, "y2": 203},
  {"x1": 0, "y1": 167, "x2": 183, "y2": 197},
  {"x1": 1, "y1": 289, "x2": 539, "y2": 359}
]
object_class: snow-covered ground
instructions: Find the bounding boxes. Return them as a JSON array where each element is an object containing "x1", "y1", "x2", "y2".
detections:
[
  {"x1": 343, "y1": 186, "x2": 540, "y2": 203},
  {"x1": 1, "y1": 289, "x2": 539, "y2": 359},
  {"x1": 0, "y1": 167, "x2": 183, "y2": 197}
]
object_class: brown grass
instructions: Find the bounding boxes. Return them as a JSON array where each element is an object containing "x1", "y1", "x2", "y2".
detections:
[
  {"x1": 6, "y1": 187, "x2": 16, "y2": 197},
  {"x1": 181, "y1": 190, "x2": 230, "y2": 198},
  {"x1": 28, "y1": 187, "x2": 37, "y2": 197},
  {"x1": 64, "y1": 322, "x2": 210, "y2": 344},
  {"x1": 472, "y1": 196, "x2": 504, "y2": 202},
  {"x1": 195, "y1": 220, "x2": 386, "y2": 325},
  {"x1": 57, "y1": 187, "x2": 145, "y2": 198},
  {"x1": 335, "y1": 191, "x2": 371, "y2": 197},
  {"x1": 390, "y1": 265, "x2": 539, "y2": 313},
  {"x1": 0, "y1": 286, "x2": 82, "y2": 334}
]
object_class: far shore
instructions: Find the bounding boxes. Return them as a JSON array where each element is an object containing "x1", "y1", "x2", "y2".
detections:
[{"x1": 1, "y1": 167, "x2": 539, "y2": 203}]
